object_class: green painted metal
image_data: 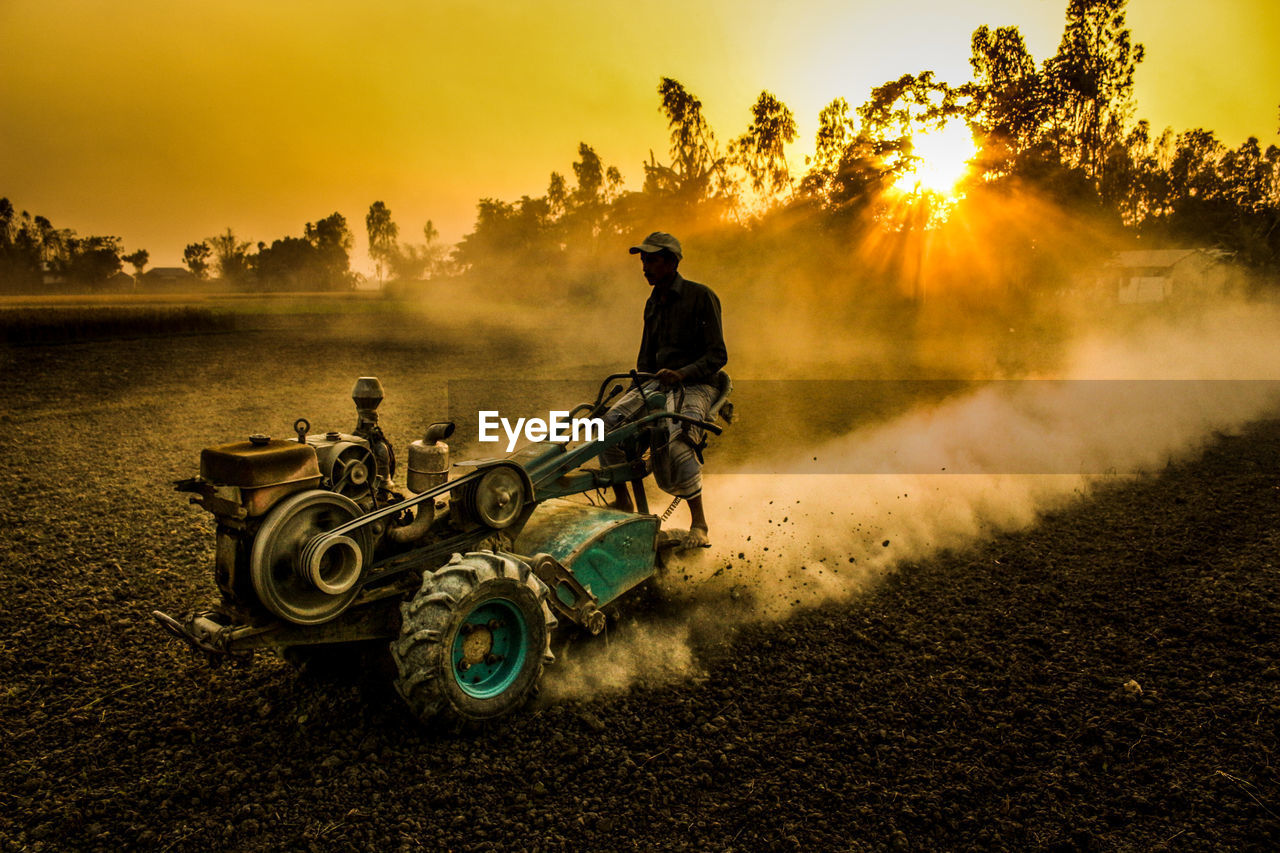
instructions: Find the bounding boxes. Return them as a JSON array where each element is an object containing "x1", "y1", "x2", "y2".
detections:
[
  {"x1": 514, "y1": 410, "x2": 722, "y2": 499},
  {"x1": 515, "y1": 500, "x2": 659, "y2": 608},
  {"x1": 450, "y1": 598, "x2": 529, "y2": 700}
]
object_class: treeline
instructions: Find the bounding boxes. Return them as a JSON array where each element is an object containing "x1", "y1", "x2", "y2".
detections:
[
  {"x1": 0, "y1": 199, "x2": 144, "y2": 293},
  {"x1": 3, "y1": 0, "x2": 1276, "y2": 301},
  {"x1": 451, "y1": 0, "x2": 1279, "y2": 305},
  {"x1": 182, "y1": 214, "x2": 357, "y2": 291},
  {"x1": 0, "y1": 202, "x2": 361, "y2": 293}
]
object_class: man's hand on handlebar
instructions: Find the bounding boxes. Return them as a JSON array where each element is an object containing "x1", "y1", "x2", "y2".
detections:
[{"x1": 655, "y1": 368, "x2": 683, "y2": 386}]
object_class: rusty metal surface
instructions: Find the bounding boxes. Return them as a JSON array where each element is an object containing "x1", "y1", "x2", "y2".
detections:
[
  {"x1": 528, "y1": 553, "x2": 606, "y2": 634},
  {"x1": 200, "y1": 437, "x2": 321, "y2": 488}
]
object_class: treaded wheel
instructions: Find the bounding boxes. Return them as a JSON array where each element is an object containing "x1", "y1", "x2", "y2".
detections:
[{"x1": 392, "y1": 551, "x2": 556, "y2": 724}]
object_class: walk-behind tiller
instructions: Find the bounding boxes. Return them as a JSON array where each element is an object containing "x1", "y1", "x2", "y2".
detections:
[{"x1": 154, "y1": 372, "x2": 731, "y2": 725}]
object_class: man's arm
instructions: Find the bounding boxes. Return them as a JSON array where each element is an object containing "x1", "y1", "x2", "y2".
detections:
[
  {"x1": 637, "y1": 301, "x2": 656, "y2": 374},
  {"x1": 677, "y1": 288, "x2": 727, "y2": 384}
]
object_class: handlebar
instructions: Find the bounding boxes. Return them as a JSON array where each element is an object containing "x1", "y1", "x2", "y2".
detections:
[{"x1": 592, "y1": 371, "x2": 661, "y2": 408}]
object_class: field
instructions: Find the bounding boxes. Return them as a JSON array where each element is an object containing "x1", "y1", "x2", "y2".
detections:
[{"x1": 2, "y1": 302, "x2": 1278, "y2": 851}]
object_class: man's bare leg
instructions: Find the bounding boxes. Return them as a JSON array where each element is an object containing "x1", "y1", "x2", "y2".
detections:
[
  {"x1": 686, "y1": 495, "x2": 710, "y2": 546},
  {"x1": 687, "y1": 495, "x2": 708, "y2": 532},
  {"x1": 611, "y1": 485, "x2": 633, "y2": 512}
]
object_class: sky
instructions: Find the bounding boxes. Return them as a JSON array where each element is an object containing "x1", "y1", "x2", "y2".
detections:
[{"x1": 1, "y1": 0, "x2": 1277, "y2": 271}]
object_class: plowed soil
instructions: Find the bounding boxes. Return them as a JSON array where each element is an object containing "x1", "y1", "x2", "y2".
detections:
[{"x1": 2, "y1": 323, "x2": 1278, "y2": 852}]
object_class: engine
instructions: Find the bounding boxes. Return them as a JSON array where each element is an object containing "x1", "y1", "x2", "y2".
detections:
[{"x1": 177, "y1": 377, "x2": 456, "y2": 626}]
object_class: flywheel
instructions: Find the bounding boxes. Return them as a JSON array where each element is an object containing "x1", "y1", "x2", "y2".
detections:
[{"x1": 250, "y1": 489, "x2": 373, "y2": 625}]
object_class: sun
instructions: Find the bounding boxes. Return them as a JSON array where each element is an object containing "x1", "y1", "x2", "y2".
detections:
[{"x1": 896, "y1": 122, "x2": 977, "y2": 197}]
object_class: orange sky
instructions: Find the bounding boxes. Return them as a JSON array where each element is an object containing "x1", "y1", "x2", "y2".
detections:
[{"x1": 1, "y1": 0, "x2": 1277, "y2": 271}]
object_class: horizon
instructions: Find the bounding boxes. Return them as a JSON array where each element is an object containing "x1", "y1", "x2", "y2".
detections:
[{"x1": 2, "y1": 0, "x2": 1277, "y2": 274}]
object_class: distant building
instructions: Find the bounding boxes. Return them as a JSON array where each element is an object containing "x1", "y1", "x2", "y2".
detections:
[
  {"x1": 1103, "y1": 249, "x2": 1231, "y2": 304},
  {"x1": 145, "y1": 266, "x2": 195, "y2": 282},
  {"x1": 142, "y1": 266, "x2": 197, "y2": 291},
  {"x1": 104, "y1": 271, "x2": 136, "y2": 292}
]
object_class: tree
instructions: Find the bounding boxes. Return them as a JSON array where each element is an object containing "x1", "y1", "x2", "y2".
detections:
[
  {"x1": 799, "y1": 70, "x2": 957, "y2": 217},
  {"x1": 121, "y1": 249, "x2": 149, "y2": 284},
  {"x1": 731, "y1": 91, "x2": 798, "y2": 206},
  {"x1": 1100, "y1": 119, "x2": 1171, "y2": 226},
  {"x1": 64, "y1": 235, "x2": 123, "y2": 289},
  {"x1": 825, "y1": 132, "x2": 903, "y2": 218},
  {"x1": 184, "y1": 242, "x2": 212, "y2": 279},
  {"x1": 422, "y1": 219, "x2": 448, "y2": 277},
  {"x1": 33, "y1": 216, "x2": 65, "y2": 269},
  {"x1": 557, "y1": 142, "x2": 625, "y2": 243},
  {"x1": 0, "y1": 198, "x2": 42, "y2": 291},
  {"x1": 388, "y1": 245, "x2": 429, "y2": 281},
  {"x1": 642, "y1": 78, "x2": 730, "y2": 212},
  {"x1": 859, "y1": 72, "x2": 958, "y2": 152},
  {"x1": 366, "y1": 201, "x2": 399, "y2": 284},
  {"x1": 1043, "y1": 0, "x2": 1144, "y2": 183},
  {"x1": 305, "y1": 212, "x2": 354, "y2": 289},
  {"x1": 572, "y1": 143, "x2": 605, "y2": 209},
  {"x1": 799, "y1": 98, "x2": 856, "y2": 200},
  {"x1": 454, "y1": 196, "x2": 556, "y2": 274},
  {"x1": 385, "y1": 218, "x2": 450, "y2": 282},
  {"x1": 966, "y1": 25, "x2": 1048, "y2": 176},
  {"x1": 256, "y1": 236, "x2": 318, "y2": 290},
  {"x1": 209, "y1": 228, "x2": 251, "y2": 284},
  {"x1": 547, "y1": 172, "x2": 569, "y2": 221},
  {"x1": 0, "y1": 198, "x2": 13, "y2": 246}
]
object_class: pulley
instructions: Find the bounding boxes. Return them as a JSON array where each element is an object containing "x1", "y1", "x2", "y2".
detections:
[
  {"x1": 455, "y1": 465, "x2": 528, "y2": 529},
  {"x1": 249, "y1": 489, "x2": 373, "y2": 625}
]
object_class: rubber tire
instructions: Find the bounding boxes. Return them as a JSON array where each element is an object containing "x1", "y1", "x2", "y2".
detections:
[{"x1": 392, "y1": 551, "x2": 555, "y2": 725}]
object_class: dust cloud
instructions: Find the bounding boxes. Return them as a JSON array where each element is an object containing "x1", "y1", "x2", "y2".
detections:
[
  {"x1": 542, "y1": 297, "x2": 1280, "y2": 700},
  {"x1": 539, "y1": 620, "x2": 701, "y2": 704}
]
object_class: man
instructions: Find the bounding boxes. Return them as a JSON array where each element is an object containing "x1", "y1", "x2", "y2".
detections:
[{"x1": 604, "y1": 231, "x2": 727, "y2": 547}]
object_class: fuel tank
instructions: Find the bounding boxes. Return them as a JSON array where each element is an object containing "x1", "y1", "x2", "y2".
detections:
[{"x1": 199, "y1": 434, "x2": 322, "y2": 516}]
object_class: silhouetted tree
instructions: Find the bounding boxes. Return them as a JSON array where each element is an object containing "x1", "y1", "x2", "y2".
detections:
[
  {"x1": 455, "y1": 196, "x2": 557, "y2": 275},
  {"x1": 643, "y1": 78, "x2": 730, "y2": 214},
  {"x1": 64, "y1": 235, "x2": 123, "y2": 289},
  {"x1": 209, "y1": 228, "x2": 251, "y2": 284},
  {"x1": 0, "y1": 199, "x2": 42, "y2": 290},
  {"x1": 562, "y1": 142, "x2": 624, "y2": 240},
  {"x1": 547, "y1": 172, "x2": 569, "y2": 221},
  {"x1": 390, "y1": 224, "x2": 446, "y2": 281},
  {"x1": 184, "y1": 242, "x2": 212, "y2": 279},
  {"x1": 799, "y1": 98, "x2": 856, "y2": 201},
  {"x1": 966, "y1": 25, "x2": 1049, "y2": 177},
  {"x1": 1043, "y1": 0, "x2": 1144, "y2": 184},
  {"x1": 255, "y1": 236, "x2": 318, "y2": 290},
  {"x1": 305, "y1": 212, "x2": 355, "y2": 289},
  {"x1": 731, "y1": 91, "x2": 798, "y2": 208},
  {"x1": 0, "y1": 198, "x2": 13, "y2": 245},
  {"x1": 826, "y1": 132, "x2": 904, "y2": 218},
  {"x1": 858, "y1": 71, "x2": 961, "y2": 185},
  {"x1": 122, "y1": 249, "x2": 149, "y2": 284},
  {"x1": 366, "y1": 201, "x2": 398, "y2": 284},
  {"x1": 1100, "y1": 119, "x2": 1171, "y2": 226}
]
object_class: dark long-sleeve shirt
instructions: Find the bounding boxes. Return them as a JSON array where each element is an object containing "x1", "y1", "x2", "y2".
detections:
[{"x1": 636, "y1": 274, "x2": 727, "y2": 384}]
